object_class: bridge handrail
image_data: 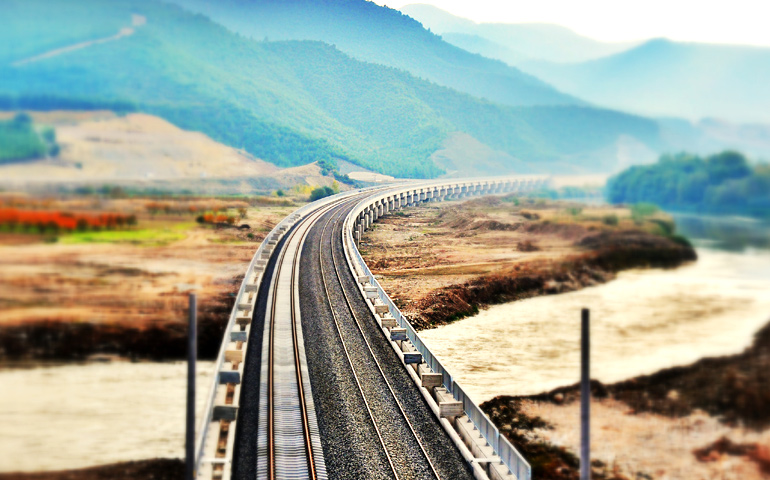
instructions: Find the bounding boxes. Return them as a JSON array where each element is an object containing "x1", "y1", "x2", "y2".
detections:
[
  {"x1": 194, "y1": 198, "x2": 318, "y2": 473},
  {"x1": 343, "y1": 176, "x2": 547, "y2": 480}
]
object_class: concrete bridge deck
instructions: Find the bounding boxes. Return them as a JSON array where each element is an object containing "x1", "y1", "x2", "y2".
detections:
[{"x1": 196, "y1": 176, "x2": 547, "y2": 480}]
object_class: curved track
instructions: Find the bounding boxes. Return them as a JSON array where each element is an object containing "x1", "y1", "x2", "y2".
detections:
[
  {"x1": 299, "y1": 199, "x2": 474, "y2": 480},
  {"x1": 211, "y1": 178, "x2": 541, "y2": 480},
  {"x1": 259, "y1": 202, "x2": 339, "y2": 480},
  {"x1": 233, "y1": 193, "x2": 474, "y2": 480}
]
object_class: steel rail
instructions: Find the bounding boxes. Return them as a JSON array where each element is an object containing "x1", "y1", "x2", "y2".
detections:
[
  {"x1": 317, "y1": 199, "x2": 401, "y2": 479},
  {"x1": 320, "y1": 202, "x2": 442, "y2": 480},
  {"x1": 266, "y1": 201, "x2": 342, "y2": 480}
]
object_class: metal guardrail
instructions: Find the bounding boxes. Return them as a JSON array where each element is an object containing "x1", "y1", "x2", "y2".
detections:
[
  {"x1": 194, "y1": 199, "x2": 317, "y2": 476},
  {"x1": 343, "y1": 176, "x2": 547, "y2": 480}
]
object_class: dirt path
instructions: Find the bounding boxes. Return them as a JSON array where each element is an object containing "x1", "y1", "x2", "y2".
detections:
[{"x1": 12, "y1": 14, "x2": 146, "y2": 67}]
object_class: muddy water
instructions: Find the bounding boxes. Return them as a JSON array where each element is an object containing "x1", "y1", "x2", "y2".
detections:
[
  {"x1": 420, "y1": 243, "x2": 770, "y2": 402},
  {"x1": 0, "y1": 361, "x2": 214, "y2": 472}
]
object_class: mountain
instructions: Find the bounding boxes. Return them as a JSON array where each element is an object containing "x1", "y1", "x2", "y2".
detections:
[
  {"x1": 400, "y1": 3, "x2": 637, "y2": 65},
  {"x1": 2, "y1": 0, "x2": 664, "y2": 178},
  {"x1": 166, "y1": 0, "x2": 580, "y2": 108},
  {"x1": 521, "y1": 38, "x2": 770, "y2": 124},
  {"x1": 439, "y1": 33, "x2": 528, "y2": 66}
]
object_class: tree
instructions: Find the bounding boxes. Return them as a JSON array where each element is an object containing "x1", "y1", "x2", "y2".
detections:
[
  {"x1": 706, "y1": 151, "x2": 751, "y2": 184},
  {"x1": 12, "y1": 112, "x2": 33, "y2": 127},
  {"x1": 309, "y1": 186, "x2": 335, "y2": 201}
]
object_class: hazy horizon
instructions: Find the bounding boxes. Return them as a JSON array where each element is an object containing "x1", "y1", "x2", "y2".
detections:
[{"x1": 381, "y1": 0, "x2": 770, "y2": 48}]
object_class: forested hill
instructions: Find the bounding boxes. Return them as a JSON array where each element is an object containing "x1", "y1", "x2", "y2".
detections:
[
  {"x1": 2, "y1": 0, "x2": 661, "y2": 178},
  {"x1": 607, "y1": 151, "x2": 770, "y2": 218},
  {"x1": 166, "y1": 0, "x2": 580, "y2": 108}
]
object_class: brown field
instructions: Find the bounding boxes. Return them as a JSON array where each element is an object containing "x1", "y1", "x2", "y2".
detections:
[
  {"x1": 0, "y1": 194, "x2": 297, "y2": 361},
  {"x1": 361, "y1": 195, "x2": 694, "y2": 330},
  {"x1": 0, "y1": 110, "x2": 347, "y2": 193}
]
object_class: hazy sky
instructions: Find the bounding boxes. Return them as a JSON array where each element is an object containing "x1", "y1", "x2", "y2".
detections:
[{"x1": 375, "y1": 0, "x2": 770, "y2": 47}]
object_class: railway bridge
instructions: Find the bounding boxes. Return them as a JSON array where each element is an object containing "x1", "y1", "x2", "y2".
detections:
[{"x1": 195, "y1": 176, "x2": 548, "y2": 480}]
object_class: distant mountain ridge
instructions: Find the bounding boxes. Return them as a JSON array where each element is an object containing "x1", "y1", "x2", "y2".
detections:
[
  {"x1": 521, "y1": 38, "x2": 770, "y2": 124},
  {"x1": 400, "y1": 3, "x2": 638, "y2": 65},
  {"x1": 3, "y1": 0, "x2": 668, "y2": 179},
  {"x1": 166, "y1": 0, "x2": 581, "y2": 108}
]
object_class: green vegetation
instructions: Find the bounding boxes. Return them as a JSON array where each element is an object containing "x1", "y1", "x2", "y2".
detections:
[
  {"x1": 309, "y1": 186, "x2": 336, "y2": 201},
  {"x1": 607, "y1": 151, "x2": 770, "y2": 218},
  {"x1": 2, "y1": 0, "x2": 661, "y2": 178},
  {"x1": 630, "y1": 202, "x2": 659, "y2": 223},
  {"x1": 565, "y1": 206, "x2": 583, "y2": 216},
  {"x1": 60, "y1": 228, "x2": 186, "y2": 246},
  {"x1": 0, "y1": 113, "x2": 58, "y2": 163},
  {"x1": 0, "y1": 94, "x2": 137, "y2": 114},
  {"x1": 602, "y1": 214, "x2": 619, "y2": 226},
  {"x1": 170, "y1": 0, "x2": 579, "y2": 108}
]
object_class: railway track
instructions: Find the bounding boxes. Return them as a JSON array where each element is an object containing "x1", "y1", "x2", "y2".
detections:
[
  {"x1": 318, "y1": 203, "x2": 444, "y2": 480},
  {"x1": 295, "y1": 200, "x2": 474, "y2": 480},
  {"x1": 255, "y1": 202, "x2": 344, "y2": 480},
  {"x1": 204, "y1": 177, "x2": 541, "y2": 480}
]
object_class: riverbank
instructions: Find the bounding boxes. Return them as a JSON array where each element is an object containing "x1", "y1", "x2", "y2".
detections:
[
  {"x1": 0, "y1": 360, "x2": 215, "y2": 474},
  {"x1": 0, "y1": 459, "x2": 183, "y2": 480},
  {"x1": 361, "y1": 195, "x2": 695, "y2": 330},
  {"x1": 481, "y1": 320, "x2": 770, "y2": 479},
  {"x1": 362, "y1": 197, "x2": 769, "y2": 479}
]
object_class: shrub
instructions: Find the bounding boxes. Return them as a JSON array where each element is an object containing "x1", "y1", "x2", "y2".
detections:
[
  {"x1": 649, "y1": 218, "x2": 675, "y2": 236},
  {"x1": 566, "y1": 206, "x2": 583, "y2": 216},
  {"x1": 602, "y1": 214, "x2": 619, "y2": 226},
  {"x1": 631, "y1": 202, "x2": 659, "y2": 224},
  {"x1": 309, "y1": 186, "x2": 335, "y2": 201}
]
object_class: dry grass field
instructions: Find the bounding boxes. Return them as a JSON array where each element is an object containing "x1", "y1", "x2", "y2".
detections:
[
  {"x1": 0, "y1": 193, "x2": 297, "y2": 361},
  {"x1": 361, "y1": 195, "x2": 694, "y2": 330}
]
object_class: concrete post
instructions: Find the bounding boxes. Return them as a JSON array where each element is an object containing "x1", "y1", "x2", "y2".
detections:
[
  {"x1": 186, "y1": 294, "x2": 197, "y2": 480},
  {"x1": 581, "y1": 308, "x2": 591, "y2": 480}
]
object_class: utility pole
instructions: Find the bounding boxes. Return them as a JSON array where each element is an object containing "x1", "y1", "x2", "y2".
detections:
[
  {"x1": 186, "y1": 293, "x2": 197, "y2": 480},
  {"x1": 580, "y1": 308, "x2": 590, "y2": 480}
]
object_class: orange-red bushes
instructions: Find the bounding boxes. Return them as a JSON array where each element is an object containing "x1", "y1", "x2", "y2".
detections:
[{"x1": 0, "y1": 208, "x2": 136, "y2": 232}]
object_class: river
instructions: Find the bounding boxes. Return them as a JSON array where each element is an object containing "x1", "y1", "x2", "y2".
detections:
[
  {"x1": 0, "y1": 361, "x2": 214, "y2": 472},
  {"x1": 2, "y1": 216, "x2": 767, "y2": 472},
  {"x1": 420, "y1": 214, "x2": 770, "y2": 402}
]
